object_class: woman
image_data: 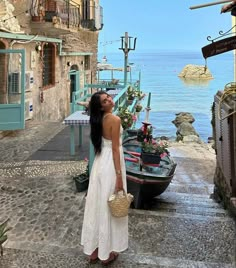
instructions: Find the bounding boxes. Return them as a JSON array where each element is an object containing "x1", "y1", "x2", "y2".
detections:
[{"x1": 81, "y1": 91, "x2": 128, "y2": 265}]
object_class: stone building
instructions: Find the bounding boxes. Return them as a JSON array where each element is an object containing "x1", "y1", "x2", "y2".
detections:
[{"x1": 0, "y1": 0, "x2": 103, "y2": 129}]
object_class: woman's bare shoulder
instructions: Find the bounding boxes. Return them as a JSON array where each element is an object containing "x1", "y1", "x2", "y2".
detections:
[{"x1": 110, "y1": 114, "x2": 121, "y2": 123}]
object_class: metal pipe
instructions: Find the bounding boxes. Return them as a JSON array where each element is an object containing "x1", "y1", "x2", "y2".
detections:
[
  {"x1": 0, "y1": 32, "x2": 92, "y2": 57},
  {"x1": 190, "y1": 0, "x2": 233, "y2": 9}
]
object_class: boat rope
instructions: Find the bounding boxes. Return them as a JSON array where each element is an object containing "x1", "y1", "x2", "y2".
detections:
[{"x1": 218, "y1": 82, "x2": 236, "y2": 121}]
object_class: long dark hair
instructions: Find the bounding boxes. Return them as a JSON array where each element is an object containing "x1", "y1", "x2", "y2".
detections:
[{"x1": 89, "y1": 91, "x2": 106, "y2": 154}]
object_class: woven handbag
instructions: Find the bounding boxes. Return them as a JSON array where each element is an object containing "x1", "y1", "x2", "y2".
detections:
[{"x1": 108, "y1": 190, "x2": 134, "y2": 217}]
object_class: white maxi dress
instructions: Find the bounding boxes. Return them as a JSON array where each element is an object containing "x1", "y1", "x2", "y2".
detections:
[{"x1": 81, "y1": 129, "x2": 128, "y2": 260}]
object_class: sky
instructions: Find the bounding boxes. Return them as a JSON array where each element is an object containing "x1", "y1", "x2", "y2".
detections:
[{"x1": 99, "y1": 0, "x2": 233, "y2": 53}]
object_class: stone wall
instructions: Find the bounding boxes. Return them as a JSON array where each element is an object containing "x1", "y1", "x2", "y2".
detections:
[
  {"x1": 213, "y1": 166, "x2": 236, "y2": 216},
  {"x1": 0, "y1": 1, "x2": 99, "y2": 122}
]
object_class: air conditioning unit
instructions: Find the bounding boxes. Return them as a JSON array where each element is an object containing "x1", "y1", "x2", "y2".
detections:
[
  {"x1": 25, "y1": 98, "x2": 33, "y2": 120},
  {"x1": 8, "y1": 71, "x2": 34, "y2": 93},
  {"x1": 25, "y1": 71, "x2": 34, "y2": 91}
]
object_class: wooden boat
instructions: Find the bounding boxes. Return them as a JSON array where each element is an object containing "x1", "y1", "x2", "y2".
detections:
[{"x1": 123, "y1": 137, "x2": 177, "y2": 209}]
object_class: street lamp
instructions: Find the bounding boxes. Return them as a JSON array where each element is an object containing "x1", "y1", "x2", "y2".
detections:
[{"x1": 119, "y1": 32, "x2": 137, "y2": 86}]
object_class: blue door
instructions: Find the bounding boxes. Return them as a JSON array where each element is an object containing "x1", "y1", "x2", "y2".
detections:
[
  {"x1": 69, "y1": 69, "x2": 80, "y2": 113},
  {"x1": 0, "y1": 49, "x2": 25, "y2": 130}
]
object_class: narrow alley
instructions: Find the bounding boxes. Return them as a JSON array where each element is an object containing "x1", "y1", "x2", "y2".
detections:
[{"x1": 0, "y1": 120, "x2": 235, "y2": 268}]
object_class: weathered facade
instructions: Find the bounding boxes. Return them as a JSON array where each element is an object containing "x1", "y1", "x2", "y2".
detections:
[
  {"x1": 0, "y1": 0, "x2": 102, "y2": 125},
  {"x1": 213, "y1": 84, "x2": 236, "y2": 216}
]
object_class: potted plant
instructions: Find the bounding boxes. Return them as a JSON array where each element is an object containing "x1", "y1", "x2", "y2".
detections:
[
  {"x1": 141, "y1": 138, "x2": 169, "y2": 164},
  {"x1": 137, "y1": 125, "x2": 153, "y2": 142},
  {"x1": 135, "y1": 90, "x2": 146, "y2": 101},
  {"x1": 126, "y1": 86, "x2": 136, "y2": 104},
  {"x1": 135, "y1": 103, "x2": 143, "y2": 112},
  {"x1": 0, "y1": 218, "x2": 12, "y2": 257},
  {"x1": 117, "y1": 107, "x2": 137, "y2": 130}
]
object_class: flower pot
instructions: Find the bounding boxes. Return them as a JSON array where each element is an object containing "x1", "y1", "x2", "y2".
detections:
[
  {"x1": 135, "y1": 107, "x2": 142, "y2": 112},
  {"x1": 126, "y1": 99, "x2": 133, "y2": 105},
  {"x1": 31, "y1": 16, "x2": 41, "y2": 22},
  {"x1": 73, "y1": 174, "x2": 89, "y2": 192},
  {"x1": 141, "y1": 151, "x2": 161, "y2": 164}
]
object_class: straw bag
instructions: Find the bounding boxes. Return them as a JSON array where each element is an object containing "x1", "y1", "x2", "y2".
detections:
[{"x1": 108, "y1": 190, "x2": 134, "y2": 217}]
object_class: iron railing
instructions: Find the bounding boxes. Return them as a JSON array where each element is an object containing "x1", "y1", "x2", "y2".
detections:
[{"x1": 31, "y1": 1, "x2": 103, "y2": 31}]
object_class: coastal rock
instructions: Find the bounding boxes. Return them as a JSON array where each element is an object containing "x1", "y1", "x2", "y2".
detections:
[
  {"x1": 172, "y1": 113, "x2": 200, "y2": 142},
  {"x1": 172, "y1": 112, "x2": 195, "y2": 127},
  {"x1": 178, "y1": 64, "x2": 213, "y2": 79},
  {"x1": 183, "y1": 135, "x2": 202, "y2": 144}
]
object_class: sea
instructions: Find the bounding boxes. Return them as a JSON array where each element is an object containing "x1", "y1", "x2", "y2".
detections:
[{"x1": 97, "y1": 50, "x2": 235, "y2": 142}]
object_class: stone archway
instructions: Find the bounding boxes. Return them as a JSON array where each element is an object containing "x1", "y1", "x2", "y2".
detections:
[{"x1": 0, "y1": 41, "x2": 7, "y2": 104}]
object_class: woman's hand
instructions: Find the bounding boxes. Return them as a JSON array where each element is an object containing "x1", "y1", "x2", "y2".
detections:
[{"x1": 115, "y1": 174, "x2": 123, "y2": 192}]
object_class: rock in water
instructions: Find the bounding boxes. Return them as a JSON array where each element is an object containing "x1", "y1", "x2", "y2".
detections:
[{"x1": 178, "y1": 64, "x2": 213, "y2": 79}]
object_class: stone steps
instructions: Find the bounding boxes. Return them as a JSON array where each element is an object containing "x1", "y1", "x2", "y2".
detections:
[
  {"x1": 1, "y1": 248, "x2": 235, "y2": 268},
  {"x1": 148, "y1": 190, "x2": 228, "y2": 218},
  {"x1": 0, "y1": 158, "x2": 235, "y2": 267}
]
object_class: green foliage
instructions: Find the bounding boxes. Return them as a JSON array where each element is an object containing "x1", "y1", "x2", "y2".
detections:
[
  {"x1": 137, "y1": 126, "x2": 152, "y2": 142},
  {"x1": 142, "y1": 139, "x2": 169, "y2": 155},
  {"x1": 0, "y1": 218, "x2": 12, "y2": 257},
  {"x1": 126, "y1": 86, "x2": 136, "y2": 100},
  {"x1": 135, "y1": 103, "x2": 143, "y2": 112},
  {"x1": 117, "y1": 107, "x2": 136, "y2": 130}
]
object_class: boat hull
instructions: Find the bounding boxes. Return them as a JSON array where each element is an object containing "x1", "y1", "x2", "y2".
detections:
[
  {"x1": 123, "y1": 136, "x2": 177, "y2": 209},
  {"x1": 126, "y1": 164, "x2": 176, "y2": 208}
]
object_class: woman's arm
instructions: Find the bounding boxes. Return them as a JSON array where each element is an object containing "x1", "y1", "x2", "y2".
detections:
[{"x1": 111, "y1": 116, "x2": 123, "y2": 191}]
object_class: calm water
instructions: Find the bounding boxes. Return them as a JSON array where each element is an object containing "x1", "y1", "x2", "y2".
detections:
[{"x1": 98, "y1": 50, "x2": 234, "y2": 141}]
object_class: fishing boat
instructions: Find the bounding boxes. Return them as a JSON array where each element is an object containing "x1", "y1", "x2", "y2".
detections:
[{"x1": 123, "y1": 137, "x2": 177, "y2": 209}]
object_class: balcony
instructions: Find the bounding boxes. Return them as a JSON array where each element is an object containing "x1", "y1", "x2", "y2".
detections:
[
  {"x1": 30, "y1": 1, "x2": 103, "y2": 36},
  {"x1": 81, "y1": 6, "x2": 103, "y2": 31},
  {"x1": 30, "y1": 0, "x2": 80, "y2": 36}
]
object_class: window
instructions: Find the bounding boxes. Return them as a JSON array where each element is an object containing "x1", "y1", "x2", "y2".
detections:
[
  {"x1": 82, "y1": 0, "x2": 90, "y2": 20},
  {"x1": 84, "y1": 55, "x2": 90, "y2": 70},
  {"x1": 42, "y1": 43, "x2": 55, "y2": 88}
]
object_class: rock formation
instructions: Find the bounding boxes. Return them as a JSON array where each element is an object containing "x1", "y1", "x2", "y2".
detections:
[
  {"x1": 172, "y1": 112, "x2": 201, "y2": 143},
  {"x1": 178, "y1": 64, "x2": 213, "y2": 80}
]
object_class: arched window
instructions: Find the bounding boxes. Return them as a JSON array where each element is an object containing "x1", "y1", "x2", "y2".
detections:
[{"x1": 42, "y1": 43, "x2": 56, "y2": 88}]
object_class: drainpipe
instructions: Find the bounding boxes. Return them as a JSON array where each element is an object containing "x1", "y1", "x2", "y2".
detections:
[
  {"x1": 0, "y1": 32, "x2": 93, "y2": 57},
  {"x1": 233, "y1": 16, "x2": 236, "y2": 82}
]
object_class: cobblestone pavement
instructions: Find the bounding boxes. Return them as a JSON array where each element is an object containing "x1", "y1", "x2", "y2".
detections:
[{"x1": 0, "y1": 120, "x2": 235, "y2": 268}]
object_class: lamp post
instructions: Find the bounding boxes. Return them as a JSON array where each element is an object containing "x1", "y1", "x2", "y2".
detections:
[{"x1": 119, "y1": 32, "x2": 137, "y2": 86}]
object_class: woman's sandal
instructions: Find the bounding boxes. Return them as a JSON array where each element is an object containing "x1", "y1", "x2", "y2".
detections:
[
  {"x1": 88, "y1": 257, "x2": 99, "y2": 264},
  {"x1": 101, "y1": 252, "x2": 119, "y2": 266},
  {"x1": 88, "y1": 248, "x2": 99, "y2": 264}
]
